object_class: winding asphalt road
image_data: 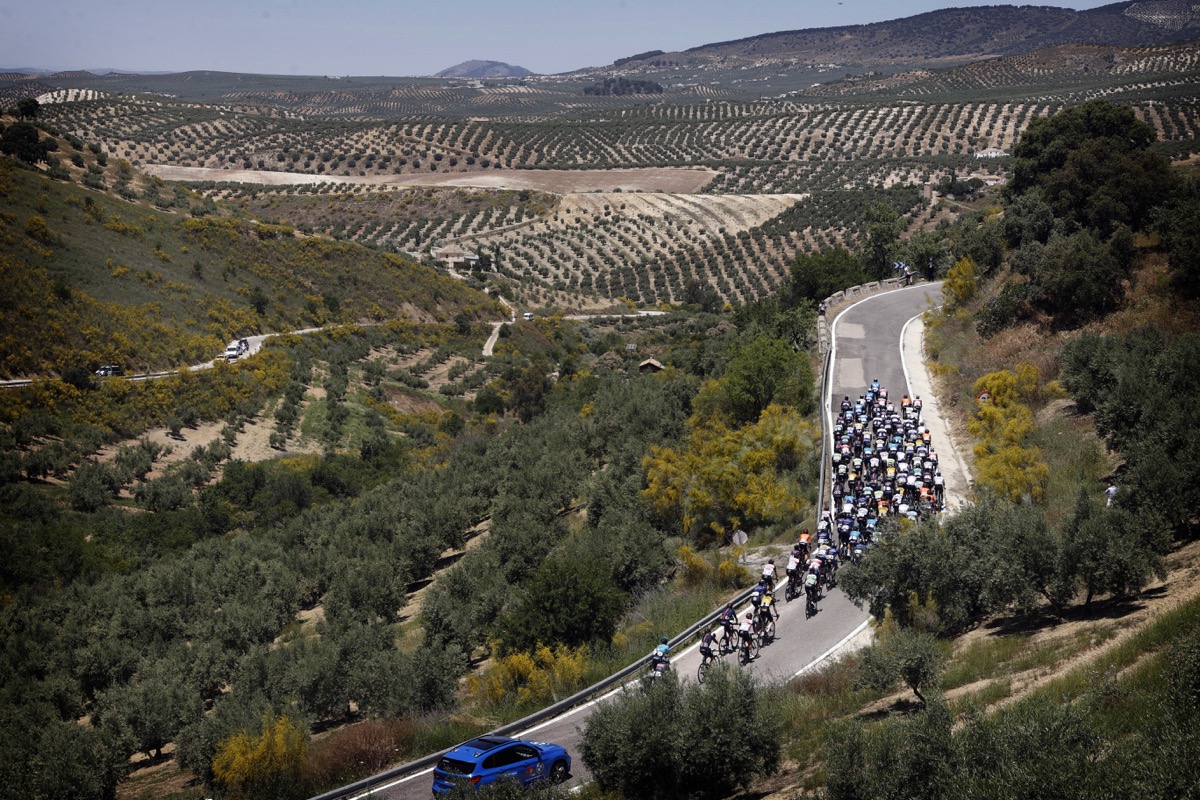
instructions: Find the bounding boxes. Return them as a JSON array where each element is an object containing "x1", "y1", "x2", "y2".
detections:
[{"x1": 351, "y1": 282, "x2": 944, "y2": 800}]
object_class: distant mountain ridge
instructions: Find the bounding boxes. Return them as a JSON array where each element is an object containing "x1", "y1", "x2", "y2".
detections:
[
  {"x1": 436, "y1": 60, "x2": 532, "y2": 78},
  {"x1": 608, "y1": 2, "x2": 1200, "y2": 70},
  {"x1": 0, "y1": 67, "x2": 171, "y2": 76}
]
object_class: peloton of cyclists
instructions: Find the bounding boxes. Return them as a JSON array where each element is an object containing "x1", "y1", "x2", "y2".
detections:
[{"x1": 678, "y1": 380, "x2": 949, "y2": 673}]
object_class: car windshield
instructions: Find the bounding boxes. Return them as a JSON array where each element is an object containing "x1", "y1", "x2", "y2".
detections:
[{"x1": 437, "y1": 757, "x2": 474, "y2": 775}]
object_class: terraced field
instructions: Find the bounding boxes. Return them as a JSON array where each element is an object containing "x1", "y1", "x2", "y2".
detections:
[
  {"x1": 471, "y1": 192, "x2": 806, "y2": 304},
  {"x1": 14, "y1": 37, "x2": 1199, "y2": 306},
  {"x1": 41, "y1": 91, "x2": 1200, "y2": 191},
  {"x1": 455, "y1": 184, "x2": 926, "y2": 306},
  {"x1": 166, "y1": 177, "x2": 928, "y2": 307}
]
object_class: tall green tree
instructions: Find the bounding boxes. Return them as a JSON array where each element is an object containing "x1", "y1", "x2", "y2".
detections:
[
  {"x1": 95, "y1": 656, "x2": 204, "y2": 759},
  {"x1": 16, "y1": 98, "x2": 39, "y2": 120},
  {"x1": 1008, "y1": 98, "x2": 1177, "y2": 234},
  {"x1": 1153, "y1": 179, "x2": 1200, "y2": 298},
  {"x1": 495, "y1": 556, "x2": 627, "y2": 652},
  {"x1": 1063, "y1": 490, "x2": 1167, "y2": 611},
  {"x1": 859, "y1": 201, "x2": 904, "y2": 279},
  {"x1": 1061, "y1": 329, "x2": 1200, "y2": 527},
  {"x1": 1034, "y1": 228, "x2": 1130, "y2": 326},
  {"x1": 858, "y1": 627, "x2": 944, "y2": 705},
  {"x1": 783, "y1": 247, "x2": 866, "y2": 303},
  {"x1": 0, "y1": 122, "x2": 52, "y2": 165},
  {"x1": 700, "y1": 337, "x2": 814, "y2": 424}
]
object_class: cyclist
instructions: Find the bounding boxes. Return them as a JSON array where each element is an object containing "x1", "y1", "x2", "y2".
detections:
[
  {"x1": 823, "y1": 543, "x2": 840, "y2": 579},
  {"x1": 759, "y1": 590, "x2": 779, "y2": 623},
  {"x1": 720, "y1": 601, "x2": 738, "y2": 632},
  {"x1": 804, "y1": 571, "x2": 820, "y2": 611},
  {"x1": 749, "y1": 578, "x2": 772, "y2": 613},
  {"x1": 749, "y1": 581, "x2": 764, "y2": 611},
  {"x1": 699, "y1": 628, "x2": 718, "y2": 662},
  {"x1": 786, "y1": 547, "x2": 802, "y2": 589},
  {"x1": 649, "y1": 636, "x2": 670, "y2": 670},
  {"x1": 738, "y1": 611, "x2": 756, "y2": 656},
  {"x1": 761, "y1": 558, "x2": 776, "y2": 585}
]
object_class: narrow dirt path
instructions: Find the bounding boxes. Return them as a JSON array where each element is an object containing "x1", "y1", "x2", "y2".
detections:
[{"x1": 482, "y1": 297, "x2": 516, "y2": 357}]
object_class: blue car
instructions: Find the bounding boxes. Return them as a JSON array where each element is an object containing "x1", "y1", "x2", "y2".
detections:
[{"x1": 432, "y1": 735, "x2": 571, "y2": 794}]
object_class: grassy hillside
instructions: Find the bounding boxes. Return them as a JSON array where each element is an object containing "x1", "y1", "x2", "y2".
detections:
[{"x1": 0, "y1": 157, "x2": 502, "y2": 378}]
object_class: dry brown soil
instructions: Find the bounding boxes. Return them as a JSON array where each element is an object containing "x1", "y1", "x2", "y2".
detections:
[{"x1": 142, "y1": 165, "x2": 718, "y2": 194}]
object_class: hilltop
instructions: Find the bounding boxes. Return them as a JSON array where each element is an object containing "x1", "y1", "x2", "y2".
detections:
[
  {"x1": 607, "y1": 2, "x2": 1200, "y2": 73},
  {"x1": 435, "y1": 60, "x2": 533, "y2": 79}
]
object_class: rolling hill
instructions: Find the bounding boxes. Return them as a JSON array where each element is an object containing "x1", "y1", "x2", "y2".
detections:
[
  {"x1": 609, "y1": 2, "x2": 1200, "y2": 72},
  {"x1": 435, "y1": 60, "x2": 533, "y2": 78},
  {"x1": 0, "y1": 156, "x2": 501, "y2": 378}
]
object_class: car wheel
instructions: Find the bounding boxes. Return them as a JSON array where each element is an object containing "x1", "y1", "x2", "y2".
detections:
[{"x1": 550, "y1": 760, "x2": 568, "y2": 784}]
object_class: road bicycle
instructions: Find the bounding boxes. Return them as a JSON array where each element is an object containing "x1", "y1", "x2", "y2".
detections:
[
  {"x1": 784, "y1": 571, "x2": 801, "y2": 602},
  {"x1": 697, "y1": 649, "x2": 718, "y2": 684},
  {"x1": 738, "y1": 632, "x2": 760, "y2": 666},
  {"x1": 755, "y1": 612, "x2": 776, "y2": 645},
  {"x1": 717, "y1": 624, "x2": 737, "y2": 655}
]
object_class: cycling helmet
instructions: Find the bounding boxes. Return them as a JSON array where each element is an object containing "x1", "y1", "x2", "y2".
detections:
[
  {"x1": 660, "y1": 636, "x2": 669, "y2": 645},
  {"x1": 768, "y1": 558, "x2": 774, "y2": 565},
  {"x1": 726, "y1": 601, "x2": 734, "y2": 608}
]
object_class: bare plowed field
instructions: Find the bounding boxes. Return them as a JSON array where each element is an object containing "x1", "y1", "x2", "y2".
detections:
[{"x1": 141, "y1": 165, "x2": 717, "y2": 194}]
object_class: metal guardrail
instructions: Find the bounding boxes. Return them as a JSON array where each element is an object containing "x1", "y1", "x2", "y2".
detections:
[
  {"x1": 307, "y1": 582, "x2": 759, "y2": 800},
  {"x1": 0, "y1": 370, "x2": 177, "y2": 390}
]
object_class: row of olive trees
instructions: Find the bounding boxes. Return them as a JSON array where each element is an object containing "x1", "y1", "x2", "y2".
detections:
[
  {"x1": 422, "y1": 369, "x2": 697, "y2": 658},
  {"x1": 839, "y1": 491, "x2": 1168, "y2": 636}
]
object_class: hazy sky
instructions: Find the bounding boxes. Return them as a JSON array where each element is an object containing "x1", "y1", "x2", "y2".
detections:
[{"x1": 2, "y1": 0, "x2": 1118, "y2": 76}]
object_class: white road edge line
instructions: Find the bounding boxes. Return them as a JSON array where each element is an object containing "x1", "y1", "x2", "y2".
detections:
[
  {"x1": 791, "y1": 618, "x2": 871, "y2": 679},
  {"x1": 899, "y1": 309, "x2": 922, "y2": 400}
]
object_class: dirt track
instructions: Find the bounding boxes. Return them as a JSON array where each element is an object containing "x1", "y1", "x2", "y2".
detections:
[{"x1": 141, "y1": 165, "x2": 718, "y2": 194}]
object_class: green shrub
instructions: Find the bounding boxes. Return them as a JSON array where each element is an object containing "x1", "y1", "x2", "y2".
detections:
[{"x1": 581, "y1": 667, "x2": 780, "y2": 800}]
